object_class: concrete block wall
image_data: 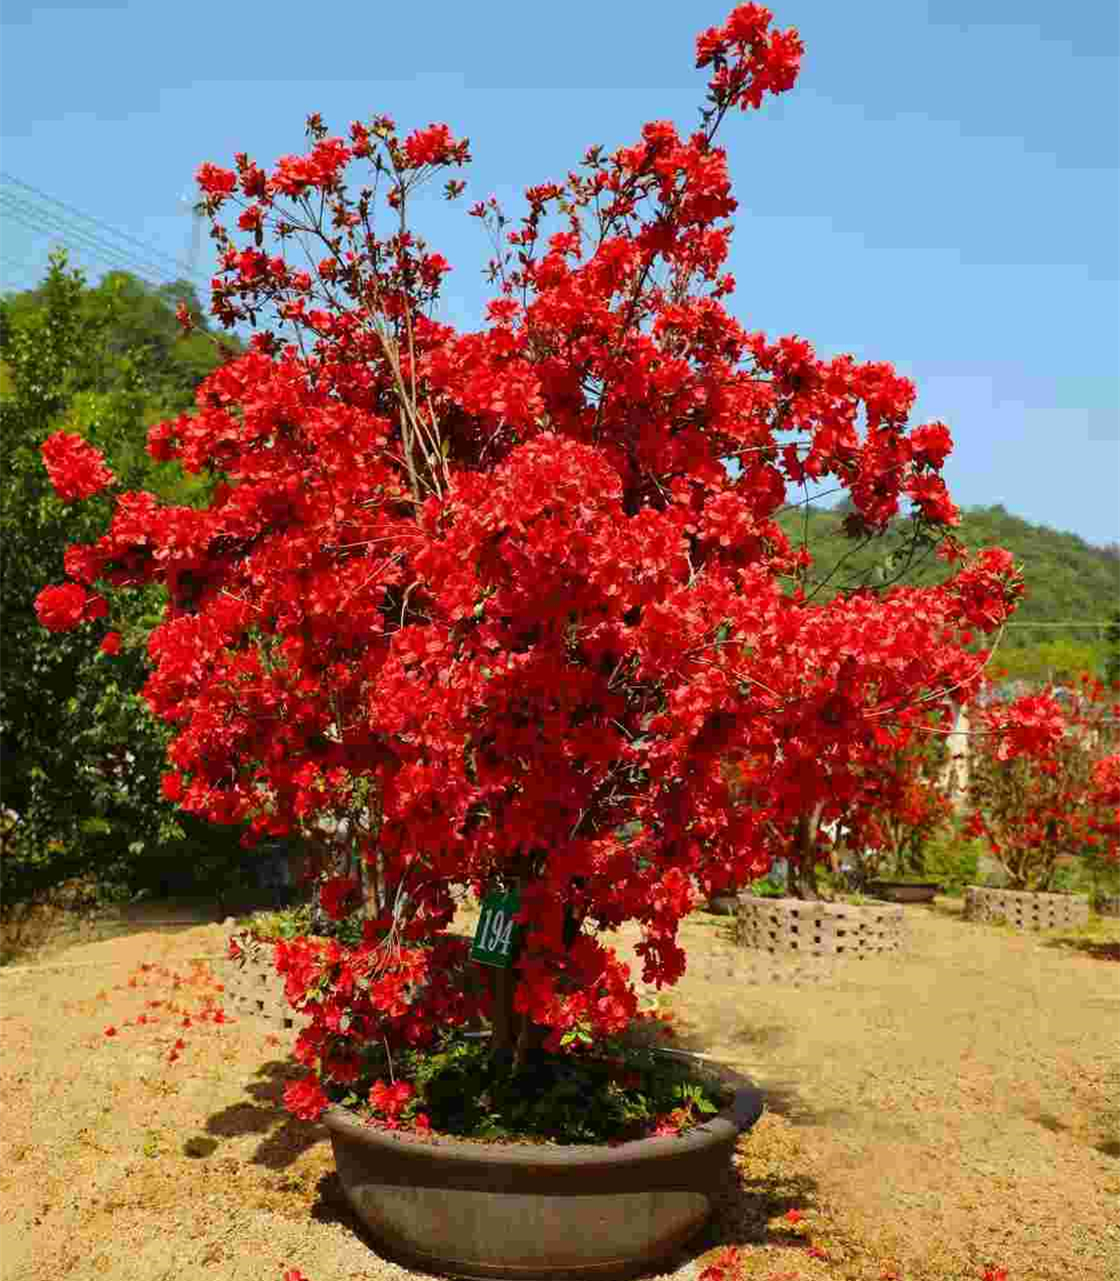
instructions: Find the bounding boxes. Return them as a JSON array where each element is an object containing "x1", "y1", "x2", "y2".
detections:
[
  {"x1": 963, "y1": 886, "x2": 1090, "y2": 931},
  {"x1": 735, "y1": 894, "x2": 907, "y2": 960},
  {"x1": 216, "y1": 950, "x2": 313, "y2": 1034}
]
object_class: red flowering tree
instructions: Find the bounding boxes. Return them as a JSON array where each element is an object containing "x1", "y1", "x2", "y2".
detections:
[
  {"x1": 37, "y1": 6, "x2": 1028, "y2": 1117},
  {"x1": 1085, "y1": 753, "x2": 1120, "y2": 907},
  {"x1": 967, "y1": 676, "x2": 1120, "y2": 892},
  {"x1": 827, "y1": 709, "x2": 957, "y2": 887},
  {"x1": 731, "y1": 687, "x2": 965, "y2": 899}
]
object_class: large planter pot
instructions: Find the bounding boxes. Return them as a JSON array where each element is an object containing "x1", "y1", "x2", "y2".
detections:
[
  {"x1": 704, "y1": 895, "x2": 740, "y2": 916},
  {"x1": 324, "y1": 1056, "x2": 764, "y2": 1281},
  {"x1": 866, "y1": 880, "x2": 942, "y2": 905},
  {"x1": 735, "y1": 893, "x2": 907, "y2": 960},
  {"x1": 963, "y1": 885, "x2": 1090, "y2": 931}
]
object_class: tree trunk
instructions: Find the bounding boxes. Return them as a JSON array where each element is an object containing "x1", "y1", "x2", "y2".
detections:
[
  {"x1": 789, "y1": 805, "x2": 824, "y2": 900},
  {"x1": 488, "y1": 965, "x2": 518, "y2": 1071},
  {"x1": 485, "y1": 874, "x2": 569, "y2": 1072},
  {"x1": 359, "y1": 849, "x2": 381, "y2": 919}
]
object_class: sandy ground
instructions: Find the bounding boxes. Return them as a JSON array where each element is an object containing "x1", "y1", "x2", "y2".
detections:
[{"x1": 0, "y1": 899, "x2": 1117, "y2": 1281}]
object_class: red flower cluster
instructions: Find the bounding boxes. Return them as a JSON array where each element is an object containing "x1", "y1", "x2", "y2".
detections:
[
  {"x1": 283, "y1": 1074, "x2": 330, "y2": 1122},
  {"x1": 368, "y1": 1078, "x2": 414, "y2": 1122},
  {"x1": 38, "y1": 6, "x2": 1036, "y2": 1112},
  {"x1": 41, "y1": 431, "x2": 115, "y2": 502},
  {"x1": 319, "y1": 875, "x2": 360, "y2": 922},
  {"x1": 35, "y1": 582, "x2": 108, "y2": 631},
  {"x1": 695, "y1": 4, "x2": 803, "y2": 112},
  {"x1": 401, "y1": 123, "x2": 469, "y2": 170}
]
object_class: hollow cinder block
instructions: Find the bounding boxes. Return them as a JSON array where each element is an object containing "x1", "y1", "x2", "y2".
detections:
[{"x1": 213, "y1": 955, "x2": 313, "y2": 1032}]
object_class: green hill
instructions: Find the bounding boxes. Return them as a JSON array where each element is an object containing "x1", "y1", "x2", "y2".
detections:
[{"x1": 775, "y1": 501, "x2": 1119, "y2": 683}]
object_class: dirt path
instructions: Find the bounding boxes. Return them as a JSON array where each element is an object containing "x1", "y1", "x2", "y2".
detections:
[
  {"x1": 0, "y1": 903, "x2": 1116, "y2": 1281},
  {"x1": 648, "y1": 905, "x2": 1120, "y2": 1279}
]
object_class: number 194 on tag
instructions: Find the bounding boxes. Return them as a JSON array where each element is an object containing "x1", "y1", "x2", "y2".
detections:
[{"x1": 471, "y1": 888, "x2": 522, "y2": 969}]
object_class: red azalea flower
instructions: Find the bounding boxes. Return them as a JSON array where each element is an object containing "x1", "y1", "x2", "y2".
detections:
[
  {"x1": 100, "y1": 631, "x2": 122, "y2": 655},
  {"x1": 161, "y1": 772, "x2": 185, "y2": 803},
  {"x1": 40, "y1": 431, "x2": 115, "y2": 502},
  {"x1": 35, "y1": 583, "x2": 106, "y2": 633},
  {"x1": 319, "y1": 876, "x2": 360, "y2": 921},
  {"x1": 369, "y1": 1078, "x2": 415, "y2": 1119},
  {"x1": 283, "y1": 1074, "x2": 329, "y2": 1122},
  {"x1": 698, "y1": 1246, "x2": 742, "y2": 1281}
]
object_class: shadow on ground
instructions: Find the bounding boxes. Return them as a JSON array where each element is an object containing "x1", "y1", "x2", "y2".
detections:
[
  {"x1": 1, "y1": 894, "x2": 293, "y2": 968},
  {"x1": 1040, "y1": 935, "x2": 1120, "y2": 962},
  {"x1": 205, "y1": 1058, "x2": 326, "y2": 1169},
  {"x1": 659, "y1": 1009, "x2": 832, "y2": 1131},
  {"x1": 694, "y1": 1165, "x2": 823, "y2": 1255}
]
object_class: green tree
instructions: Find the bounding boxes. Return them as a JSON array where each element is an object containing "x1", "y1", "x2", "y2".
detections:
[
  {"x1": 0, "y1": 252, "x2": 243, "y2": 902},
  {"x1": 776, "y1": 501, "x2": 1117, "y2": 678},
  {"x1": 997, "y1": 636, "x2": 1106, "y2": 686},
  {"x1": 1105, "y1": 608, "x2": 1120, "y2": 687}
]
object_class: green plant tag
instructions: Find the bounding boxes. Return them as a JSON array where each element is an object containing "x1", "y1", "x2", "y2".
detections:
[{"x1": 471, "y1": 887, "x2": 522, "y2": 969}]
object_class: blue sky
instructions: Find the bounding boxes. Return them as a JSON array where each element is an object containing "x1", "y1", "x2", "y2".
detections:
[{"x1": 2, "y1": 0, "x2": 1117, "y2": 546}]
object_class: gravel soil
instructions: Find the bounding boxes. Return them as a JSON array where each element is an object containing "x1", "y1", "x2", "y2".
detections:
[{"x1": 0, "y1": 897, "x2": 1117, "y2": 1281}]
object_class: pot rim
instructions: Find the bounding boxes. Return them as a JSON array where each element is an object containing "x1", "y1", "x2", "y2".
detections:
[
  {"x1": 323, "y1": 1048, "x2": 763, "y2": 1168},
  {"x1": 866, "y1": 880, "x2": 943, "y2": 890}
]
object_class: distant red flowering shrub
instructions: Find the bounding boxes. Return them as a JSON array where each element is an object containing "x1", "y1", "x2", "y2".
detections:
[{"x1": 968, "y1": 676, "x2": 1119, "y2": 891}]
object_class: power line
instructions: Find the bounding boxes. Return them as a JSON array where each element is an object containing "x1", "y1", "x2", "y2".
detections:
[
  {"x1": 0, "y1": 189, "x2": 191, "y2": 289},
  {"x1": 0, "y1": 171, "x2": 206, "y2": 284},
  {"x1": 0, "y1": 172, "x2": 371, "y2": 347},
  {"x1": 0, "y1": 176, "x2": 287, "y2": 342},
  {"x1": 1, "y1": 198, "x2": 174, "y2": 288}
]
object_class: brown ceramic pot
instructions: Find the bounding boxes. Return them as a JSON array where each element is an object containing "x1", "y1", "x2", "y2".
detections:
[
  {"x1": 866, "y1": 880, "x2": 942, "y2": 904},
  {"x1": 324, "y1": 1053, "x2": 763, "y2": 1281}
]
